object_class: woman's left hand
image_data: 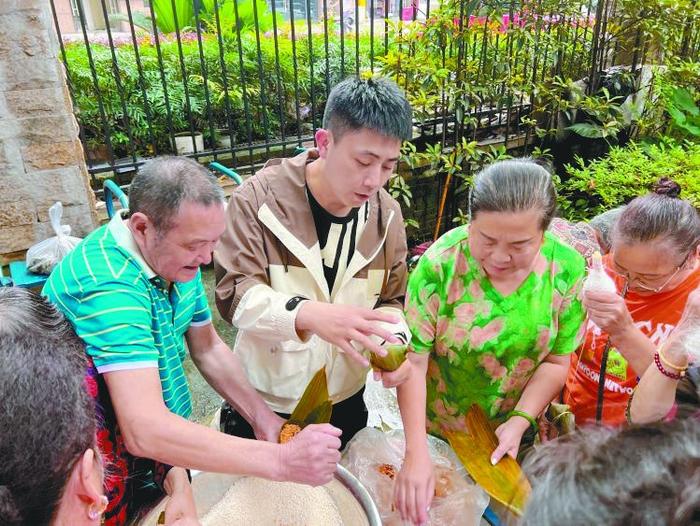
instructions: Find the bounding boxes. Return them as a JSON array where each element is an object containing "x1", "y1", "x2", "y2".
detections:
[
  {"x1": 490, "y1": 416, "x2": 530, "y2": 465},
  {"x1": 394, "y1": 448, "x2": 435, "y2": 526},
  {"x1": 583, "y1": 290, "x2": 634, "y2": 337},
  {"x1": 163, "y1": 469, "x2": 199, "y2": 525}
]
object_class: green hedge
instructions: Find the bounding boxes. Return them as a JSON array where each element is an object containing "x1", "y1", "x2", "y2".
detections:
[{"x1": 558, "y1": 140, "x2": 700, "y2": 221}]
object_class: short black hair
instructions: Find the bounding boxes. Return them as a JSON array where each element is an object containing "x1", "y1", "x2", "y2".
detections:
[
  {"x1": 129, "y1": 156, "x2": 225, "y2": 233},
  {"x1": 322, "y1": 76, "x2": 413, "y2": 142}
]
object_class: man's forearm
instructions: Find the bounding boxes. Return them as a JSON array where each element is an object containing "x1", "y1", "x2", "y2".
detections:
[
  {"x1": 124, "y1": 408, "x2": 283, "y2": 479},
  {"x1": 190, "y1": 339, "x2": 275, "y2": 431}
]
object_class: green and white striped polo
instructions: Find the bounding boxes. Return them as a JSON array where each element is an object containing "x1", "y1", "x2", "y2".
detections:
[{"x1": 43, "y1": 210, "x2": 211, "y2": 418}]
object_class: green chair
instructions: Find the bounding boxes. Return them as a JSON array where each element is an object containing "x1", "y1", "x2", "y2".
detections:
[{"x1": 103, "y1": 179, "x2": 129, "y2": 219}]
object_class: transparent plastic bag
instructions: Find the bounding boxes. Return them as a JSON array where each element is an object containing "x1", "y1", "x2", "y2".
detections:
[
  {"x1": 26, "y1": 202, "x2": 82, "y2": 275},
  {"x1": 341, "y1": 428, "x2": 489, "y2": 526}
]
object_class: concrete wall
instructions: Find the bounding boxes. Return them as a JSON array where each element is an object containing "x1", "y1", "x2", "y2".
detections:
[{"x1": 0, "y1": 0, "x2": 97, "y2": 259}]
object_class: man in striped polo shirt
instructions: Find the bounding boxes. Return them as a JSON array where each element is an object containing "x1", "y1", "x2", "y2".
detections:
[{"x1": 44, "y1": 156, "x2": 342, "y2": 524}]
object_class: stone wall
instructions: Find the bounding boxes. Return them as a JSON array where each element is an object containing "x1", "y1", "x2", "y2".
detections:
[{"x1": 0, "y1": 0, "x2": 97, "y2": 260}]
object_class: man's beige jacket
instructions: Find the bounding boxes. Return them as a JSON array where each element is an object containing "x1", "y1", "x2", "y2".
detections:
[{"x1": 214, "y1": 150, "x2": 410, "y2": 413}]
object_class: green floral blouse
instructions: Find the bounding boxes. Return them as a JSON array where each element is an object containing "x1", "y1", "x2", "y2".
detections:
[{"x1": 405, "y1": 227, "x2": 586, "y2": 437}]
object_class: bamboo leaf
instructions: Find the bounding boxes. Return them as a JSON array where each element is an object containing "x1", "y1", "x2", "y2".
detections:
[
  {"x1": 446, "y1": 404, "x2": 531, "y2": 516},
  {"x1": 288, "y1": 366, "x2": 331, "y2": 426}
]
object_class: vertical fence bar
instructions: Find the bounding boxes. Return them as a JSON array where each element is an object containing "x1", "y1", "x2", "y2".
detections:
[
  {"x1": 355, "y1": 0, "x2": 361, "y2": 76},
  {"x1": 305, "y1": 0, "x2": 318, "y2": 136},
  {"x1": 232, "y1": 0, "x2": 256, "y2": 165},
  {"x1": 146, "y1": 0, "x2": 177, "y2": 158},
  {"x1": 212, "y1": 0, "x2": 239, "y2": 164},
  {"x1": 74, "y1": 0, "x2": 117, "y2": 168},
  {"x1": 49, "y1": 0, "x2": 98, "y2": 187},
  {"x1": 193, "y1": 2, "x2": 217, "y2": 160},
  {"x1": 252, "y1": 0, "x2": 272, "y2": 155},
  {"x1": 268, "y1": 0, "x2": 288, "y2": 155},
  {"x1": 123, "y1": 0, "x2": 158, "y2": 156},
  {"x1": 97, "y1": 0, "x2": 138, "y2": 164},
  {"x1": 288, "y1": 2, "x2": 304, "y2": 146},
  {"x1": 170, "y1": 0, "x2": 200, "y2": 155}
]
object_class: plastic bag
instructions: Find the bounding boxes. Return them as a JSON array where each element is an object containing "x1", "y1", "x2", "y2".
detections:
[
  {"x1": 26, "y1": 202, "x2": 82, "y2": 275},
  {"x1": 341, "y1": 428, "x2": 489, "y2": 526},
  {"x1": 582, "y1": 252, "x2": 617, "y2": 295}
]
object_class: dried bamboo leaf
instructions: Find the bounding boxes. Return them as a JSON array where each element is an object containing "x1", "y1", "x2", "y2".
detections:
[
  {"x1": 446, "y1": 404, "x2": 531, "y2": 516},
  {"x1": 288, "y1": 366, "x2": 331, "y2": 426}
]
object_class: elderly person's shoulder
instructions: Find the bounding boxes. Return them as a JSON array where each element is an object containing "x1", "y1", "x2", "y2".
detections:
[{"x1": 548, "y1": 217, "x2": 599, "y2": 263}]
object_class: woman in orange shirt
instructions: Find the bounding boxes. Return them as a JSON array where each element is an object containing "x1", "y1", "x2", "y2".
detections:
[{"x1": 563, "y1": 178, "x2": 700, "y2": 425}]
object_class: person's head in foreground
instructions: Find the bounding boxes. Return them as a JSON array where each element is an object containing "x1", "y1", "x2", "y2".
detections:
[
  {"x1": 521, "y1": 419, "x2": 700, "y2": 525},
  {"x1": 609, "y1": 178, "x2": 699, "y2": 295},
  {"x1": 0, "y1": 288, "x2": 106, "y2": 526},
  {"x1": 467, "y1": 158, "x2": 557, "y2": 280},
  {"x1": 313, "y1": 76, "x2": 412, "y2": 213},
  {"x1": 128, "y1": 155, "x2": 226, "y2": 283}
]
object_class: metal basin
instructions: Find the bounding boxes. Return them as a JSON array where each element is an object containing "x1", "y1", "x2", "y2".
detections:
[{"x1": 141, "y1": 465, "x2": 381, "y2": 525}]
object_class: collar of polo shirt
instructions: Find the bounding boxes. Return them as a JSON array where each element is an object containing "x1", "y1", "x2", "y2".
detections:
[{"x1": 108, "y1": 209, "x2": 158, "y2": 281}]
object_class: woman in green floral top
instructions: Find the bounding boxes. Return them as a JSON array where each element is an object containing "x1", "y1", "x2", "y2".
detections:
[{"x1": 404, "y1": 159, "x2": 587, "y2": 464}]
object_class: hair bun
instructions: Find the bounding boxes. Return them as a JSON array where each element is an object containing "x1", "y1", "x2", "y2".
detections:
[{"x1": 653, "y1": 177, "x2": 682, "y2": 198}]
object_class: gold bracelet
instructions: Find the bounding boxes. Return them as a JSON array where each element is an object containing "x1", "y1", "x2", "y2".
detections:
[{"x1": 658, "y1": 344, "x2": 688, "y2": 372}]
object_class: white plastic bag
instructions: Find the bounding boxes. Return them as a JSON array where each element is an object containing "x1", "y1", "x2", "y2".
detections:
[
  {"x1": 341, "y1": 428, "x2": 489, "y2": 526},
  {"x1": 26, "y1": 202, "x2": 82, "y2": 275},
  {"x1": 582, "y1": 251, "x2": 617, "y2": 295}
]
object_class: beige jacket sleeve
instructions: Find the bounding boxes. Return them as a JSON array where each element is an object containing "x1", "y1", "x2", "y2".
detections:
[
  {"x1": 375, "y1": 203, "x2": 410, "y2": 342},
  {"x1": 213, "y1": 183, "x2": 305, "y2": 343}
]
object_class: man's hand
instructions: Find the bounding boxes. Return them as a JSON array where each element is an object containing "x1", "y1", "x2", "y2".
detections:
[
  {"x1": 252, "y1": 411, "x2": 286, "y2": 443},
  {"x1": 295, "y1": 302, "x2": 400, "y2": 367},
  {"x1": 583, "y1": 290, "x2": 635, "y2": 338},
  {"x1": 490, "y1": 415, "x2": 530, "y2": 465},
  {"x1": 163, "y1": 468, "x2": 199, "y2": 525},
  {"x1": 278, "y1": 423, "x2": 342, "y2": 485},
  {"x1": 394, "y1": 448, "x2": 435, "y2": 526}
]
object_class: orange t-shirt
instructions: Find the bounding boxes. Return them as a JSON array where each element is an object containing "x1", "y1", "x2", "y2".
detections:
[{"x1": 563, "y1": 256, "x2": 700, "y2": 426}]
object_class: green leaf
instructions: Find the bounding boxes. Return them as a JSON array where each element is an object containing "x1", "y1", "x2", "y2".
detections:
[
  {"x1": 567, "y1": 123, "x2": 606, "y2": 139},
  {"x1": 671, "y1": 88, "x2": 700, "y2": 117}
]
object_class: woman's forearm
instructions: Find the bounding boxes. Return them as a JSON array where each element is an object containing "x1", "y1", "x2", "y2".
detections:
[
  {"x1": 396, "y1": 353, "x2": 429, "y2": 456},
  {"x1": 515, "y1": 357, "x2": 569, "y2": 418},
  {"x1": 629, "y1": 363, "x2": 679, "y2": 424}
]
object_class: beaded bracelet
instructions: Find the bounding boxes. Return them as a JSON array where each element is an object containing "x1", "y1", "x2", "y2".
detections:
[
  {"x1": 658, "y1": 347, "x2": 688, "y2": 373},
  {"x1": 654, "y1": 351, "x2": 685, "y2": 380},
  {"x1": 507, "y1": 409, "x2": 539, "y2": 433}
]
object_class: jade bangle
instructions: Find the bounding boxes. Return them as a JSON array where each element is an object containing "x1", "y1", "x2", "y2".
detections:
[{"x1": 507, "y1": 409, "x2": 539, "y2": 433}]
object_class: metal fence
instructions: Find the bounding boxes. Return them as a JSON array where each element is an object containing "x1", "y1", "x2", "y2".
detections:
[{"x1": 51, "y1": 0, "x2": 700, "y2": 238}]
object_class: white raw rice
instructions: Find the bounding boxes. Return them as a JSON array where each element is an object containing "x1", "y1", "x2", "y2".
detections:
[{"x1": 201, "y1": 477, "x2": 344, "y2": 526}]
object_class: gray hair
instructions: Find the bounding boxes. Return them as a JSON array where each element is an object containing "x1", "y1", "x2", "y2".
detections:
[
  {"x1": 521, "y1": 419, "x2": 700, "y2": 526},
  {"x1": 613, "y1": 178, "x2": 700, "y2": 257},
  {"x1": 129, "y1": 156, "x2": 225, "y2": 232},
  {"x1": 322, "y1": 76, "x2": 413, "y2": 142},
  {"x1": 0, "y1": 288, "x2": 94, "y2": 526},
  {"x1": 469, "y1": 159, "x2": 558, "y2": 230},
  {"x1": 589, "y1": 206, "x2": 625, "y2": 253}
]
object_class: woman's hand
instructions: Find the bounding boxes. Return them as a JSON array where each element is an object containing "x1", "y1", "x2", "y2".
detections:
[
  {"x1": 163, "y1": 468, "x2": 199, "y2": 525},
  {"x1": 394, "y1": 448, "x2": 435, "y2": 526},
  {"x1": 374, "y1": 357, "x2": 413, "y2": 388},
  {"x1": 490, "y1": 416, "x2": 530, "y2": 465},
  {"x1": 583, "y1": 290, "x2": 635, "y2": 338}
]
